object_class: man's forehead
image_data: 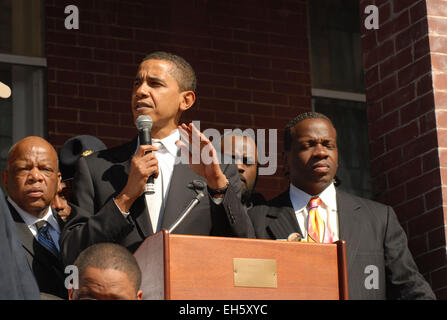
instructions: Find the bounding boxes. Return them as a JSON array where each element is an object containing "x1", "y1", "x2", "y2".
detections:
[
  {"x1": 291, "y1": 118, "x2": 336, "y2": 139},
  {"x1": 137, "y1": 59, "x2": 175, "y2": 77}
]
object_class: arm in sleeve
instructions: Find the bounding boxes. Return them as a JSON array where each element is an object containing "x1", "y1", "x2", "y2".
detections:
[
  {"x1": 384, "y1": 206, "x2": 436, "y2": 299},
  {"x1": 59, "y1": 157, "x2": 134, "y2": 266},
  {"x1": 210, "y1": 163, "x2": 255, "y2": 238}
]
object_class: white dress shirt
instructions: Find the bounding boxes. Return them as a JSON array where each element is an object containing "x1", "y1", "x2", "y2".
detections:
[
  {"x1": 7, "y1": 197, "x2": 61, "y2": 251},
  {"x1": 289, "y1": 183, "x2": 339, "y2": 241}
]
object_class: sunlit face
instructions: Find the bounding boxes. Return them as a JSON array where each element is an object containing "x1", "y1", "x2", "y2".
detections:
[
  {"x1": 2, "y1": 137, "x2": 61, "y2": 217},
  {"x1": 68, "y1": 267, "x2": 143, "y2": 300},
  {"x1": 221, "y1": 135, "x2": 258, "y2": 204},
  {"x1": 284, "y1": 119, "x2": 338, "y2": 195},
  {"x1": 131, "y1": 59, "x2": 194, "y2": 138}
]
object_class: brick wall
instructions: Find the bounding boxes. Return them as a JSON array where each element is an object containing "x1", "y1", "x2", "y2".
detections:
[
  {"x1": 45, "y1": 0, "x2": 312, "y2": 199},
  {"x1": 360, "y1": 0, "x2": 447, "y2": 297}
]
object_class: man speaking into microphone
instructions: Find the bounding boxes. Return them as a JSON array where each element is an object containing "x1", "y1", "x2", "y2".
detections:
[{"x1": 60, "y1": 52, "x2": 254, "y2": 265}]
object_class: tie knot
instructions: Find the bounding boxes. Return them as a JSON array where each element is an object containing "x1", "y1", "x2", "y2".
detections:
[
  {"x1": 35, "y1": 220, "x2": 48, "y2": 232},
  {"x1": 308, "y1": 197, "x2": 321, "y2": 209}
]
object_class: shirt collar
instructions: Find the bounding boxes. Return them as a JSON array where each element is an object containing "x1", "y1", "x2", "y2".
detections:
[
  {"x1": 7, "y1": 197, "x2": 60, "y2": 232},
  {"x1": 289, "y1": 182, "x2": 337, "y2": 212},
  {"x1": 135, "y1": 129, "x2": 180, "y2": 157}
]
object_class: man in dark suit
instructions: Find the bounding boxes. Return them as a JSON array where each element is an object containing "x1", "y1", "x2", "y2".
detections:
[
  {"x1": 249, "y1": 112, "x2": 435, "y2": 299},
  {"x1": 2, "y1": 136, "x2": 67, "y2": 299},
  {"x1": 220, "y1": 133, "x2": 265, "y2": 209},
  {"x1": 60, "y1": 51, "x2": 253, "y2": 265}
]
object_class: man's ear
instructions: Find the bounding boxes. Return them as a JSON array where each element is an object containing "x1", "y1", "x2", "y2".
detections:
[
  {"x1": 179, "y1": 91, "x2": 196, "y2": 112},
  {"x1": 68, "y1": 288, "x2": 74, "y2": 300},
  {"x1": 136, "y1": 290, "x2": 143, "y2": 300}
]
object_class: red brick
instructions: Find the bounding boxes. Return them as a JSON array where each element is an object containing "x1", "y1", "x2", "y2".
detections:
[
  {"x1": 431, "y1": 53, "x2": 447, "y2": 73},
  {"x1": 370, "y1": 148, "x2": 403, "y2": 177},
  {"x1": 199, "y1": 98, "x2": 236, "y2": 113},
  {"x1": 379, "y1": 47, "x2": 413, "y2": 80},
  {"x1": 423, "y1": 149, "x2": 440, "y2": 173},
  {"x1": 394, "y1": 0, "x2": 420, "y2": 14},
  {"x1": 252, "y1": 91, "x2": 289, "y2": 105},
  {"x1": 435, "y1": 91, "x2": 447, "y2": 109},
  {"x1": 433, "y1": 72, "x2": 447, "y2": 91},
  {"x1": 398, "y1": 55, "x2": 432, "y2": 87},
  {"x1": 419, "y1": 110, "x2": 437, "y2": 134},
  {"x1": 428, "y1": 226, "x2": 447, "y2": 250},
  {"x1": 430, "y1": 266, "x2": 447, "y2": 290},
  {"x1": 428, "y1": 16, "x2": 447, "y2": 35},
  {"x1": 237, "y1": 102, "x2": 274, "y2": 116},
  {"x1": 394, "y1": 195, "x2": 424, "y2": 222},
  {"x1": 368, "y1": 110, "x2": 399, "y2": 139},
  {"x1": 437, "y1": 128, "x2": 447, "y2": 147},
  {"x1": 365, "y1": 65, "x2": 379, "y2": 87},
  {"x1": 415, "y1": 247, "x2": 447, "y2": 274},
  {"x1": 377, "y1": 11, "x2": 410, "y2": 43},
  {"x1": 408, "y1": 233, "x2": 428, "y2": 258},
  {"x1": 388, "y1": 157, "x2": 422, "y2": 187},
  {"x1": 410, "y1": 0, "x2": 428, "y2": 23},
  {"x1": 236, "y1": 78, "x2": 271, "y2": 91},
  {"x1": 395, "y1": 19, "x2": 428, "y2": 51},
  {"x1": 406, "y1": 170, "x2": 442, "y2": 200},
  {"x1": 383, "y1": 83, "x2": 415, "y2": 114},
  {"x1": 369, "y1": 137, "x2": 385, "y2": 160},
  {"x1": 400, "y1": 93, "x2": 435, "y2": 125}
]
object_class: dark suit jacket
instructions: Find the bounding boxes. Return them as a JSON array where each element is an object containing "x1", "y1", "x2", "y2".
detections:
[
  {"x1": 0, "y1": 190, "x2": 40, "y2": 300},
  {"x1": 60, "y1": 137, "x2": 254, "y2": 265},
  {"x1": 9, "y1": 203, "x2": 67, "y2": 299},
  {"x1": 248, "y1": 189, "x2": 436, "y2": 300}
]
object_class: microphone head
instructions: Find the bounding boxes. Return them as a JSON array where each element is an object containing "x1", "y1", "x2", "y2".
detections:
[
  {"x1": 188, "y1": 180, "x2": 206, "y2": 191},
  {"x1": 136, "y1": 115, "x2": 153, "y2": 131}
]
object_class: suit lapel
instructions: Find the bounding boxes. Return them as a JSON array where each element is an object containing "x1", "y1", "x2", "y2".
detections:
[
  {"x1": 336, "y1": 190, "x2": 362, "y2": 271},
  {"x1": 9, "y1": 205, "x2": 35, "y2": 259},
  {"x1": 266, "y1": 191, "x2": 303, "y2": 239},
  {"x1": 161, "y1": 164, "x2": 200, "y2": 230}
]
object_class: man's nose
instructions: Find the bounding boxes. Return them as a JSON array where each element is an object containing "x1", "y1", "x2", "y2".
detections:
[
  {"x1": 28, "y1": 168, "x2": 44, "y2": 182},
  {"x1": 312, "y1": 144, "x2": 328, "y2": 158},
  {"x1": 135, "y1": 82, "x2": 150, "y2": 98}
]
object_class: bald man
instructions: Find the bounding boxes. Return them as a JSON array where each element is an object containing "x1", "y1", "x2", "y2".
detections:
[{"x1": 2, "y1": 136, "x2": 67, "y2": 299}]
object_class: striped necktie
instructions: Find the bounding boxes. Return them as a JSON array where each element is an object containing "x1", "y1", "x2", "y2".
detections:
[
  {"x1": 306, "y1": 197, "x2": 333, "y2": 243},
  {"x1": 35, "y1": 221, "x2": 59, "y2": 256}
]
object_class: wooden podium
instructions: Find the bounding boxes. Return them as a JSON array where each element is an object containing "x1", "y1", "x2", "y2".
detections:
[{"x1": 134, "y1": 229, "x2": 348, "y2": 300}]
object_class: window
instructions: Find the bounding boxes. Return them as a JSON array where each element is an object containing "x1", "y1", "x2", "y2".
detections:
[
  {"x1": 309, "y1": 0, "x2": 372, "y2": 198},
  {"x1": 0, "y1": 0, "x2": 46, "y2": 173}
]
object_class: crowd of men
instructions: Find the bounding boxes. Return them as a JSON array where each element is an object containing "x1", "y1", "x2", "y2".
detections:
[{"x1": 0, "y1": 51, "x2": 436, "y2": 300}]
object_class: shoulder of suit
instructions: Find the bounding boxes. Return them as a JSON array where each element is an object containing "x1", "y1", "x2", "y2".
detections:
[
  {"x1": 84, "y1": 138, "x2": 137, "y2": 163},
  {"x1": 336, "y1": 188, "x2": 392, "y2": 215}
]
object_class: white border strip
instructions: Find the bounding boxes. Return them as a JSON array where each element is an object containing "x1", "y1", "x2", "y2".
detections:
[
  {"x1": 0, "y1": 53, "x2": 47, "y2": 67},
  {"x1": 312, "y1": 88, "x2": 366, "y2": 102}
]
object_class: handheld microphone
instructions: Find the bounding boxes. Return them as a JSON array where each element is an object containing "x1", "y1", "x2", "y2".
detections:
[
  {"x1": 168, "y1": 180, "x2": 206, "y2": 233},
  {"x1": 136, "y1": 115, "x2": 155, "y2": 194}
]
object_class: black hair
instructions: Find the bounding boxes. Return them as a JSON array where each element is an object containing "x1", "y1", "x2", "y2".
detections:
[
  {"x1": 283, "y1": 112, "x2": 334, "y2": 151},
  {"x1": 142, "y1": 51, "x2": 197, "y2": 93},
  {"x1": 74, "y1": 243, "x2": 142, "y2": 292}
]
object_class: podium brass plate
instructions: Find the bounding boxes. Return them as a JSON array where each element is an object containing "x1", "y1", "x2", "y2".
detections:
[{"x1": 233, "y1": 258, "x2": 277, "y2": 288}]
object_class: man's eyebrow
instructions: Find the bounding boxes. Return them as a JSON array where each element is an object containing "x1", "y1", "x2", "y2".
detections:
[{"x1": 134, "y1": 75, "x2": 166, "y2": 84}]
